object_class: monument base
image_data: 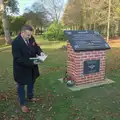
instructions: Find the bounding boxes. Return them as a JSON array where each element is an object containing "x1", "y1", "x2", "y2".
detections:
[{"x1": 58, "y1": 78, "x2": 114, "y2": 91}]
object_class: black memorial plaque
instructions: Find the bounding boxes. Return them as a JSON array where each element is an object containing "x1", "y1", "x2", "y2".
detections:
[
  {"x1": 64, "y1": 30, "x2": 110, "y2": 51},
  {"x1": 84, "y1": 60, "x2": 100, "y2": 74}
]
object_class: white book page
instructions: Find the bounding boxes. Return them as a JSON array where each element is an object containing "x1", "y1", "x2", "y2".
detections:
[{"x1": 37, "y1": 54, "x2": 48, "y2": 62}]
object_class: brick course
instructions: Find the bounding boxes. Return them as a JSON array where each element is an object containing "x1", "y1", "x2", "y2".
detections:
[{"x1": 67, "y1": 41, "x2": 106, "y2": 85}]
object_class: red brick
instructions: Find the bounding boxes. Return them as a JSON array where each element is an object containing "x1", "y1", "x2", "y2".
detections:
[{"x1": 67, "y1": 42, "x2": 106, "y2": 85}]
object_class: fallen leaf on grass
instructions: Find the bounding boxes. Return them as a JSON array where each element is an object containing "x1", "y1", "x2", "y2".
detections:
[{"x1": 48, "y1": 106, "x2": 52, "y2": 111}]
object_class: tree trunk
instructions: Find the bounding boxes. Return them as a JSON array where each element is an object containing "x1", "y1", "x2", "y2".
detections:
[
  {"x1": 34, "y1": 25, "x2": 36, "y2": 35},
  {"x1": 118, "y1": 20, "x2": 120, "y2": 36},
  {"x1": 94, "y1": 23, "x2": 96, "y2": 31},
  {"x1": 0, "y1": 0, "x2": 12, "y2": 45},
  {"x1": 40, "y1": 25, "x2": 42, "y2": 35}
]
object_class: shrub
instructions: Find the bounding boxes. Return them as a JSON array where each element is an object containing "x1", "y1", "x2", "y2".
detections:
[{"x1": 43, "y1": 21, "x2": 65, "y2": 41}]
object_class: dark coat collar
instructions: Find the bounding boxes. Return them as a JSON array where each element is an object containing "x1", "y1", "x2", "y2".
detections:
[{"x1": 17, "y1": 34, "x2": 28, "y2": 46}]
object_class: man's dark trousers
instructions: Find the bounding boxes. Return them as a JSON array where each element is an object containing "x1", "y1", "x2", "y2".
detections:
[{"x1": 17, "y1": 83, "x2": 34, "y2": 106}]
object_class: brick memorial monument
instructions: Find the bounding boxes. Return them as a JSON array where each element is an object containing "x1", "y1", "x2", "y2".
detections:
[{"x1": 64, "y1": 30, "x2": 111, "y2": 87}]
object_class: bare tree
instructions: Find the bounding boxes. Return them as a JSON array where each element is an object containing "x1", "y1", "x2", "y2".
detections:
[
  {"x1": 41, "y1": 0, "x2": 65, "y2": 22},
  {"x1": 24, "y1": 2, "x2": 49, "y2": 34}
]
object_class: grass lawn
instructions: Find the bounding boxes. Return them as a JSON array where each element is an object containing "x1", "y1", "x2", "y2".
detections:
[{"x1": 1, "y1": 36, "x2": 120, "y2": 119}]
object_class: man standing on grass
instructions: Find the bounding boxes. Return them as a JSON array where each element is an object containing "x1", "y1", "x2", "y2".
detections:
[{"x1": 12, "y1": 25, "x2": 44, "y2": 113}]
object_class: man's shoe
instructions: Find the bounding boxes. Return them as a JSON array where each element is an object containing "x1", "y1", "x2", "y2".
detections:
[
  {"x1": 21, "y1": 106, "x2": 29, "y2": 113},
  {"x1": 28, "y1": 98, "x2": 40, "y2": 102}
]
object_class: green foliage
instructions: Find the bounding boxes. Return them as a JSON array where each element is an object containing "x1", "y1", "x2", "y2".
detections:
[
  {"x1": 0, "y1": 20, "x2": 3, "y2": 35},
  {"x1": 0, "y1": 16, "x2": 26, "y2": 35},
  {"x1": 8, "y1": 16, "x2": 26, "y2": 35},
  {"x1": 44, "y1": 21, "x2": 65, "y2": 41}
]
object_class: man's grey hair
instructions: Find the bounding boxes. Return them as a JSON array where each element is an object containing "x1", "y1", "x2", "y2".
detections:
[{"x1": 21, "y1": 25, "x2": 33, "y2": 32}]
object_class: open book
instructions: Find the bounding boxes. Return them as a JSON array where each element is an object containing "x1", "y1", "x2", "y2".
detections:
[{"x1": 29, "y1": 54, "x2": 48, "y2": 62}]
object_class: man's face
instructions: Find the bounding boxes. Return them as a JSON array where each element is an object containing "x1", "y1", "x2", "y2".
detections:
[{"x1": 22, "y1": 30, "x2": 32, "y2": 40}]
